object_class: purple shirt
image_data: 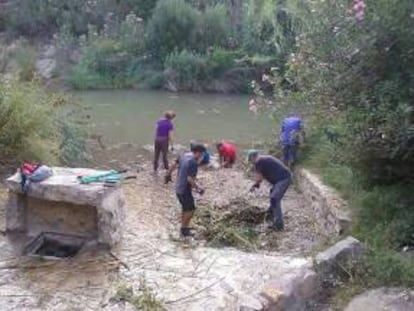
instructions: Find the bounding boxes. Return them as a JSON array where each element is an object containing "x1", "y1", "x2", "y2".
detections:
[{"x1": 155, "y1": 118, "x2": 173, "y2": 139}]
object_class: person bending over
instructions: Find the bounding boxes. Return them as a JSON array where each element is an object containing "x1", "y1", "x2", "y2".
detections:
[
  {"x1": 165, "y1": 143, "x2": 206, "y2": 237},
  {"x1": 216, "y1": 141, "x2": 237, "y2": 168},
  {"x1": 248, "y1": 150, "x2": 291, "y2": 231},
  {"x1": 280, "y1": 114, "x2": 305, "y2": 170}
]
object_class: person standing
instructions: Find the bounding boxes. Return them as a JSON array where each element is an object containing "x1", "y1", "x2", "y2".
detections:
[
  {"x1": 154, "y1": 111, "x2": 176, "y2": 172},
  {"x1": 216, "y1": 141, "x2": 237, "y2": 168},
  {"x1": 165, "y1": 143, "x2": 206, "y2": 237},
  {"x1": 280, "y1": 114, "x2": 305, "y2": 169},
  {"x1": 248, "y1": 150, "x2": 291, "y2": 231}
]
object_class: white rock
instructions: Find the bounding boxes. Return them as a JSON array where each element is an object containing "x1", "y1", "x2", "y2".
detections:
[
  {"x1": 315, "y1": 236, "x2": 364, "y2": 276},
  {"x1": 35, "y1": 58, "x2": 57, "y2": 79},
  {"x1": 345, "y1": 288, "x2": 414, "y2": 311},
  {"x1": 260, "y1": 266, "x2": 320, "y2": 311}
]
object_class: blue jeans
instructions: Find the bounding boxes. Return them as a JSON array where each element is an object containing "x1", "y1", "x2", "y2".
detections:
[{"x1": 269, "y1": 178, "x2": 291, "y2": 228}]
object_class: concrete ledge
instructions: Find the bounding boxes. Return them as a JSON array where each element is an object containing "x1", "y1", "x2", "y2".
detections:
[
  {"x1": 296, "y1": 169, "x2": 351, "y2": 235},
  {"x1": 5, "y1": 167, "x2": 126, "y2": 247}
]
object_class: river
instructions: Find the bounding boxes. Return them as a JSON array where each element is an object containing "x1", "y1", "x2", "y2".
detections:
[{"x1": 75, "y1": 90, "x2": 275, "y2": 148}]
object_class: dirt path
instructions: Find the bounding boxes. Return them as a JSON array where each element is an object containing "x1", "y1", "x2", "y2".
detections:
[{"x1": 0, "y1": 162, "x2": 328, "y2": 310}]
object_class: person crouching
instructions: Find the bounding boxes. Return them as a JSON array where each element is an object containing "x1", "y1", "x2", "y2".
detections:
[{"x1": 216, "y1": 141, "x2": 237, "y2": 168}]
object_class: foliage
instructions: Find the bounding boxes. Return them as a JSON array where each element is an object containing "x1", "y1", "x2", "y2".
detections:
[
  {"x1": 0, "y1": 79, "x2": 87, "y2": 165},
  {"x1": 252, "y1": 0, "x2": 414, "y2": 295},
  {"x1": 288, "y1": 0, "x2": 414, "y2": 182},
  {"x1": 164, "y1": 50, "x2": 208, "y2": 83},
  {"x1": 69, "y1": 14, "x2": 146, "y2": 89},
  {"x1": 113, "y1": 281, "x2": 165, "y2": 311},
  {"x1": 146, "y1": 0, "x2": 230, "y2": 60},
  {"x1": 3, "y1": 0, "x2": 158, "y2": 36},
  {"x1": 13, "y1": 40, "x2": 37, "y2": 82}
]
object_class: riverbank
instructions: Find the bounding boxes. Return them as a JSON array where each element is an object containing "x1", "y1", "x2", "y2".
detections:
[{"x1": 0, "y1": 155, "x2": 332, "y2": 310}]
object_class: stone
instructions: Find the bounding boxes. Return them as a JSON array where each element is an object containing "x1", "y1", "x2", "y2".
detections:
[
  {"x1": 260, "y1": 267, "x2": 320, "y2": 311},
  {"x1": 345, "y1": 288, "x2": 414, "y2": 311},
  {"x1": 35, "y1": 58, "x2": 57, "y2": 79},
  {"x1": 239, "y1": 295, "x2": 266, "y2": 310},
  {"x1": 43, "y1": 45, "x2": 56, "y2": 58},
  {"x1": 5, "y1": 167, "x2": 126, "y2": 247},
  {"x1": 296, "y1": 169, "x2": 351, "y2": 235},
  {"x1": 314, "y1": 236, "x2": 364, "y2": 276}
]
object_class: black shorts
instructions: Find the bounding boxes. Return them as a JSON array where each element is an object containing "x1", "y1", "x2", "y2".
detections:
[{"x1": 176, "y1": 191, "x2": 196, "y2": 212}]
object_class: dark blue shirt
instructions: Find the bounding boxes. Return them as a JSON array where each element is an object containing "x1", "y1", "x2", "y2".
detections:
[
  {"x1": 175, "y1": 153, "x2": 198, "y2": 194},
  {"x1": 255, "y1": 156, "x2": 291, "y2": 184}
]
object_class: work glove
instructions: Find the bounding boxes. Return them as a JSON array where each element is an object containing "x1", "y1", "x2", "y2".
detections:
[
  {"x1": 249, "y1": 183, "x2": 260, "y2": 193},
  {"x1": 164, "y1": 174, "x2": 172, "y2": 184}
]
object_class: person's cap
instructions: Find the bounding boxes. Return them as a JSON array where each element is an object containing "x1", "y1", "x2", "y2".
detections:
[
  {"x1": 247, "y1": 149, "x2": 259, "y2": 162},
  {"x1": 191, "y1": 143, "x2": 206, "y2": 153}
]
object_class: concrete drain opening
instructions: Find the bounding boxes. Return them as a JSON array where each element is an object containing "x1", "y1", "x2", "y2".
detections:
[{"x1": 25, "y1": 232, "x2": 86, "y2": 259}]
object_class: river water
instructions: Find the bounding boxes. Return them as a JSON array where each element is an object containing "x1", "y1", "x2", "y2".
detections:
[{"x1": 75, "y1": 90, "x2": 275, "y2": 147}]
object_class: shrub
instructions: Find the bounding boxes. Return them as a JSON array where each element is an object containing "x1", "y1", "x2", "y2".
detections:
[
  {"x1": 194, "y1": 4, "x2": 230, "y2": 51},
  {"x1": 0, "y1": 80, "x2": 87, "y2": 165},
  {"x1": 68, "y1": 13, "x2": 146, "y2": 89},
  {"x1": 13, "y1": 40, "x2": 37, "y2": 82},
  {"x1": 146, "y1": 0, "x2": 199, "y2": 60},
  {"x1": 207, "y1": 47, "x2": 236, "y2": 77},
  {"x1": 164, "y1": 49, "x2": 208, "y2": 83}
]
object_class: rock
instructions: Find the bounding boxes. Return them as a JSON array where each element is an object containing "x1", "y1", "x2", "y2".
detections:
[
  {"x1": 5, "y1": 167, "x2": 126, "y2": 247},
  {"x1": 345, "y1": 288, "x2": 414, "y2": 311},
  {"x1": 239, "y1": 295, "x2": 266, "y2": 310},
  {"x1": 43, "y1": 45, "x2": 56, "y2": 58},
  {"x1": 314, "y1": 236, "x2": 364, "y2": 277},
  {"x1": 296, "y1": 169, "x2": 351, "y2": 235},
  {"x1": 35, "y1": 58, "x2": 57, "y2": 79},
  {"x1": 260, "y1": 267, "x2": 320, "y2": 311}
]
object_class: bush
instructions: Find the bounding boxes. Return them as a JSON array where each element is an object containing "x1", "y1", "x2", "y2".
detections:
[
  {"x1": 208, "y1": 47, "x2": 236, "y2": 77},
  {"x1": 0, "y1": 80, "x2": 87, "y2": 165},
  {"x1": 194, "y1": 4, "x2": 230, "y2": 51},
  {"x1": 146, "y1": 0, "x2": 199, "y2": 60},
  {"x1": 68, "y1": 13, "x2": 146, "y2": 89},
  {"x1": 3, "y1": 0, "x2": 157, "y2": 36},
  {"x1": 147, "y1": 0, "x2": 231, "y2": 61},
  {"x1": 288, "y1": 0, "x2": 414, "y2": 182},
  {"x1": 13, "y1": 40, "x2": 37, "y2": 82},
  {"x1": 164, "y1": 49, "x2": 208, "y2": 83}
]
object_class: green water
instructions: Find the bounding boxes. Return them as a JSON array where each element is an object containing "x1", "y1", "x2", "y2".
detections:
[{"x1": 76, "y1": 90, "x2": 274, "y2": 147}]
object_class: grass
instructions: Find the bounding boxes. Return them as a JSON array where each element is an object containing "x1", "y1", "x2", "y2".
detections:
[
  {"x1": 113, "y1": 280, "x2": 165, "y2": 311},
  {"x1": 299, "y1": 132, "x2": 414, "y2": 307}
]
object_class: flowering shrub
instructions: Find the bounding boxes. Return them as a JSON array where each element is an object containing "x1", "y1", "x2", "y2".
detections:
[{"x1": 255, "y1": 0, "x2": 414, "y2": 182}]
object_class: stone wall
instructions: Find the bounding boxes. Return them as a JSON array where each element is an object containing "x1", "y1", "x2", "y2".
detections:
[
  {"x1": 5, "y1": 167, "x2": 126, "y2": 247},
  {"x1": 296, "y1": 169, "x2": 351, "y2": 235}
]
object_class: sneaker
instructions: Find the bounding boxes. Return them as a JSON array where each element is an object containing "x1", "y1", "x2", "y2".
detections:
[
  {"x1": 267, "y1": 224, "x2": 284, "y2": 231},
  {"x1": 180, "y1": 227, "x2": 195, "y2": 237}
]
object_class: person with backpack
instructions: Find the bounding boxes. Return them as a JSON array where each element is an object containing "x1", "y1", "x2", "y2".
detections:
[{"x1": 280, "y1": 114, "x2": 306, "y2": 169}]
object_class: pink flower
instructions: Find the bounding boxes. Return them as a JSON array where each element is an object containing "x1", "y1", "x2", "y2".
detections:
[
  {"x1": 248, "y1": 99, "x2": 258, "y2": 114},
  {"x1": 353, "y1": 0, "x2": 366, "y2": 22}
]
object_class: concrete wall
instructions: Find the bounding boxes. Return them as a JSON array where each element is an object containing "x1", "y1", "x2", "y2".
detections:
[{"x1": 296, "y1": 169, "x2": 351, "y2": 235}]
